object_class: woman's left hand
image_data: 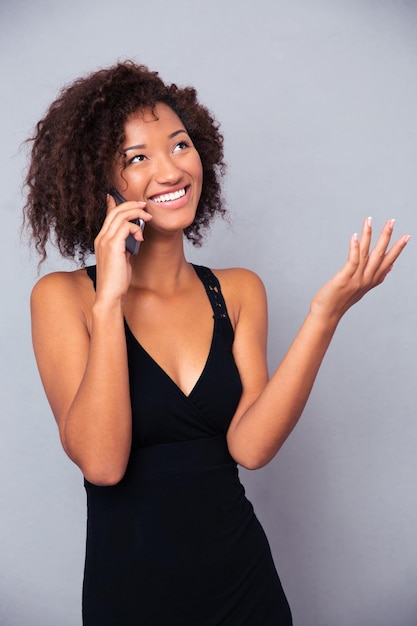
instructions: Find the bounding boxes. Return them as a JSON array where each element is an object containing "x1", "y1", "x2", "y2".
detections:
[{"x1": 311, "y1": 218, "x2": 410, "y2": 322}]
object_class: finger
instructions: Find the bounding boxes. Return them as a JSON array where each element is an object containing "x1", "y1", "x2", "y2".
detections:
[
  {"x1": 131, "y1": 209, "x2": 152, "y2": 243},
  {"x1": 106, "y1": 192, "x2": 116, "y2": 209},
  {"x1": 103, "y1": 200, "x2": 147, "y2": 231},
  {"x1": 365, "y1": 219, "x2": 396, "y2": 277},
  {"x1": 344, "y1": 232, "x2": 360, "y2": 277},
  {"x1": 106, "y1": 195, "x2": 147, "y2": 214},
  {"x1": 96, "y1": 203, "x2": 148, "y2": 254},
  {"x1": 357, "y1": 216, "x2": 373, "y2": 263},
  {"x1": 385, "y1": 233, "x2": 411, "y2": 264},
  {"x1": 96, "y1": 216, "x2": 143, "y2": 256},
  {"x1": 368, "y1": 229, "x2": 410, "y2": 287},
  {"x1": 373, "y1": 233, "x2": 411, "y2": 282}
]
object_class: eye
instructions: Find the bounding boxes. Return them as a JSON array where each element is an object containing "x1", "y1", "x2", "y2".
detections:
[
  {"x1": 173, "y1": 140, "x2": 190, "y2": 153},
  {"x1": 127, "y1": 153, "x2": 147, "y2": 165}
]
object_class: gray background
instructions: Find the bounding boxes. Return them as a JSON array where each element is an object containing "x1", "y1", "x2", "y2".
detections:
[{"x1": 1, "y1": 0, "x2": 416, "y2": 624}]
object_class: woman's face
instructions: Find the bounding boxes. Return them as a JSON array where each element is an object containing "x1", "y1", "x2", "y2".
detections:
[{"x1": 111, "y1": 103, "x2": 203, "y2": 235}]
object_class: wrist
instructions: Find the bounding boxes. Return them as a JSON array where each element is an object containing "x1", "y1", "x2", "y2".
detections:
[
  {"x1": 307, "y1": 301, "x2": 342, "y2": 334},
  {"x1": 92, "y1": 297, "x2": 124, "y2": 322}
]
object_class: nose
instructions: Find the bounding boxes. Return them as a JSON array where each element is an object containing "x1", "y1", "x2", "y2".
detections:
[{"x1": 154, "y1": 153, "x2": 182, "y2": 185}]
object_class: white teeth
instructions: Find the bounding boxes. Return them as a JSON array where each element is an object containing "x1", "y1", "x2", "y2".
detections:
[{"x1": 152, "y1": 188, "x2": 186, "y2": 203}]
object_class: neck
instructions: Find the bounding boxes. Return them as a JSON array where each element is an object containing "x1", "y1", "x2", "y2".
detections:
[{"x1": 129, "y1": 232, "x2": 192, "y2": 292}]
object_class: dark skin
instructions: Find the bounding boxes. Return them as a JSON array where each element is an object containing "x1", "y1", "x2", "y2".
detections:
[{"x1": 31, "y1": 103, "x2": 410, "y2": 485}]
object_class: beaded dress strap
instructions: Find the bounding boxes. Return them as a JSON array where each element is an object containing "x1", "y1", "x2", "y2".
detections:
[{"x1": 192, "y1": 264, "x2": 229, "y2": 320}]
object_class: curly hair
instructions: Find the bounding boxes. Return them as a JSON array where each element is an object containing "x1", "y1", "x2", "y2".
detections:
[{"x1": 23, "y1": 60, "x2": 226, "y2": 264}]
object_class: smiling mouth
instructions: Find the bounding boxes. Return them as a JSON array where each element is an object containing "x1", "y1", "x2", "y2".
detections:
[{"x1": 151, "y1": 188, "x2": 187, "y2": 203}]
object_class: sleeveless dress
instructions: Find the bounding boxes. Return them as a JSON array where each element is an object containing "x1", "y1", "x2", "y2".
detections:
[{"x1": 83, "y1": 264, "x2": 292, "y2": 625}]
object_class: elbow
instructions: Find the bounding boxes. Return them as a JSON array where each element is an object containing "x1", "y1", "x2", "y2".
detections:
[
  {"x1": 85, "y1": 473, "x2": 126, "y2": 487},
  {"x1": 236, "y1": 453, "x2": 272, "y2": 471},
  {"x1": 228, "y1": 440, "x2": 276, "y2": 470},
  {"x1": 62, "y1": 440, "x2": 128, "y2": 486},
  {"x1": 227, "y1": 427, "x2": 288, "y2": 470},
  {"x1": 60, "y1": 428, "x2": 129, "y2": 486},
  {"x1": 227, "y1": 432, "x2": 287, "y2": 470},
  {"x1": 81, "y1": 462, "x2": 128, "y2": 486}
]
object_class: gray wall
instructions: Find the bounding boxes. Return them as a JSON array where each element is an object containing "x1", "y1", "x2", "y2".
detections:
[{"x1": 1, "y1": 1, "x2": 416, "y2": 624}]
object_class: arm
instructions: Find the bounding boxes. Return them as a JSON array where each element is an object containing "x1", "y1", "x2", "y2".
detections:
[
  {"x1": 31, "y1": 272, "x2": 131, "y2": 485},
  {"x1": 31, "y1": 197, "x2": 151, "y2": 485},
  {"x1": 226, "y1": 218, "x2": 410, "y2": 469}
]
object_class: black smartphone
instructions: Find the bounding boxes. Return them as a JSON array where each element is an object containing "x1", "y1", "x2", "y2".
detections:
[{"x1": 109, "y1": 187, "x2": 145, "y2": 255}]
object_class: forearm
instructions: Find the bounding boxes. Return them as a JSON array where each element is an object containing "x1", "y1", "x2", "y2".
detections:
[
  {"x1": 228, "y1": 309, "x2": 339, "y2": 469},
  {"x1": 63, "y1": 301, "x2": 132, "y2": 484},
  {"x1": 228, "y1": 219, "x2": 410, "y2": 469}
]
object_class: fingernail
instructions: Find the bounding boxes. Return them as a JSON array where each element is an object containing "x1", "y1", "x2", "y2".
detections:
[
  {"x1": 403, "y1": 234, "x2": 411, "y2": 244},
  {"x1": 367, "y1": 216, "x2": 373, "y2": 227},
  {"x1": 388, "y1": 219, "x2": 396, "y2": 230},
  {"x1": 353, "y1": 233, "x2": 359, "y2": 242}
]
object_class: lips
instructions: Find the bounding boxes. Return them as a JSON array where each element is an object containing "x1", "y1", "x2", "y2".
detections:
[{"x1": 150, "y1": 187, "x2": 186, "y2": 204}]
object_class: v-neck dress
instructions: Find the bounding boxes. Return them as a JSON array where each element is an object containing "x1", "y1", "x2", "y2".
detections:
[{"x1": 82, "y1": 264, "x2": 292, "y2": 625}]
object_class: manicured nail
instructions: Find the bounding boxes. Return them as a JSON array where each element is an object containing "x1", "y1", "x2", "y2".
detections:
[
  {"x1": 403, "y1": 234, "x2": 411, "y2": 244},
  {"x1": 388, "y1": 219, "x2": 395, "y2": 230},
  {"x1": 367, "y1": 216, "x2": 373, "y2": 227},
  {"x1": 353, "y1": 233, "x2": 359, "y2": 242}
]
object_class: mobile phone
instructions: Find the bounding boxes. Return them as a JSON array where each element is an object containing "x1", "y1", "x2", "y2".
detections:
[{"x1": 109, "y1": 187, "x2": 145, "y2": 255}]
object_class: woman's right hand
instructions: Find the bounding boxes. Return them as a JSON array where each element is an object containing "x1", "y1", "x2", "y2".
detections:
[{"x1": 94, "y1": 194, "x2": 151, "y2": 302}]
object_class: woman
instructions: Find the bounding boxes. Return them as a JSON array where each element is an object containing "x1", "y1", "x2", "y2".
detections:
[{"x1": 24, "y1": 60, "x2": 409, "y2": 625}]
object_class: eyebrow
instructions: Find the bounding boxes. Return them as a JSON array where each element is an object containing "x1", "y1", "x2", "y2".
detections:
[{"x1": 123, "y1": 129, "x2": 188, "y2": 153}]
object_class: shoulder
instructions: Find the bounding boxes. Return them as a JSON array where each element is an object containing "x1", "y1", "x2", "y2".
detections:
[
  {"x1": 31, "y1": 267, "x2": 92, "y2": 296},
  {"x1": 31, "y1": 268, "x2": 95, "y2": 326},
  {"x1": 212, "y1": 267, "x2": 265, "y2": 289},
  {"x1": 211, "y1": 267, "x2": 267, "y2": 301},
  {"x1": 210, "y1": 267, "x2": 267, "y2": 329}
]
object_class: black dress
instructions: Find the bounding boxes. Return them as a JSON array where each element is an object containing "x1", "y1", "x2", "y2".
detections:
[{"x1": 82, "y1": 264, "x2": 292, "y2": 625}]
